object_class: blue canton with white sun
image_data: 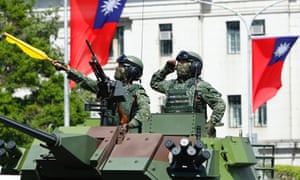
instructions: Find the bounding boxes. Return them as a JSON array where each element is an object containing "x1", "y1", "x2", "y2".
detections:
[
  {"x1": 94, "y1": 0, "x2": 125, "y2": 29},
  {"x1": 268, "y1": 36, "x2": 298, "y2": 66}
]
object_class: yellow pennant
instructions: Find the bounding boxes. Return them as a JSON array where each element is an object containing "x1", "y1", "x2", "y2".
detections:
[{"x1": 3, "y1": 32, "x2": 53, "y2": 61}]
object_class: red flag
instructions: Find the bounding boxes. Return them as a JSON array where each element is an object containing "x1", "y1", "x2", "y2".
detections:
[
  {"x1": 252, "y1": 36, "x2": 298, "y2": 112},
  {"x1": 70, "y1": 0, "x2": 126, "y2": 88}
]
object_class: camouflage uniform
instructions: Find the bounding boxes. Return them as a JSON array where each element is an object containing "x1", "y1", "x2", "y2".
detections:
[
  {"x1": 150, "y1": 52, "x2": 225, "y2": 125},
  {"x1": 67, "y1": 68, "x2": 151, "y2": 128}
]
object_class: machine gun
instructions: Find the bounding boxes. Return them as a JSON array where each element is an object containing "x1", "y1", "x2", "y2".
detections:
[{"x1": 85, "y1": 40, "x2": 125, "y2": 126}]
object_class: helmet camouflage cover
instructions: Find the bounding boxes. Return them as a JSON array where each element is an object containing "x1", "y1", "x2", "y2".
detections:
[{"x1": 115, "y1": 55, "x2": 143, "y2": 82}]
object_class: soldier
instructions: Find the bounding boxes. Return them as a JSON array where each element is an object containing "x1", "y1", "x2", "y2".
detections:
[
  {"x1": 52, "y1": 55, "x2": 151, "y2": 132},
  {"x1": 150, "y1": 50, "x2": 225, "y2": 137}
]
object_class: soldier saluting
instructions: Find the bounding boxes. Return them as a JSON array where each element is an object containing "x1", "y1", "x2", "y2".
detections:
[{"x1": 150, "y1": 50, "x2": 225, "y2": 137}]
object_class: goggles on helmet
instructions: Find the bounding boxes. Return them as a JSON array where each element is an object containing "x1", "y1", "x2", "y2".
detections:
[
  {"x1": 117, "y1": 55, "x2": 132, "y2": 68},
  {"x1": 176, "y1": 51, "x2": 200, "y2": 62},
  {"x1": 176, "y1": 51, "x2": 190, "y2": 61},
  {"x1": 117, "y1": 54, "x2": 129, "y2": 64}
]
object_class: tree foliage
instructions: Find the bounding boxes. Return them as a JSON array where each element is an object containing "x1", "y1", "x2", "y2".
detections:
[{"x1": 0, "y1": 0, "x2": 90, "y2": 147}]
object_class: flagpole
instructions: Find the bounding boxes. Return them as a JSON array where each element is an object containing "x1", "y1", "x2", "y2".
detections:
[
  {"x1": 193, "y1": 0, "x2": 286, "y2": 142},
  {"x1": 64, "y1": 0, "x2": 70, "y2": 127},
  {"x1": 247, "y1": 0, "x2": 287, "y2": 143},
  {"x1": 193, "y1": 0, "x2": 253, "y2": 140}
]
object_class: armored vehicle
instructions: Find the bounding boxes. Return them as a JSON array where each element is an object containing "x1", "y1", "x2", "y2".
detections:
[
  {"x1": 0, "y1": 112, "x2": 258, "y2": 180},
  {"x1": 0, "y1": 39, "x2": 258, "y2": 179}
]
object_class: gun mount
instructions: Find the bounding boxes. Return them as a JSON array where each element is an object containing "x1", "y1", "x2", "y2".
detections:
[{"x1": 85, "y1": 40, "x2": 125, "y2": 126}]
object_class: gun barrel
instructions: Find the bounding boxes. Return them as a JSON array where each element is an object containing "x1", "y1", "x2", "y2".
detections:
[
  {"x1": 0, "y1": 115, "x2": 57, "y2": 146},
  {"x1": 90, "y1": 57, "x2": 107, "y2": 81},
  {"x1": 85, "y1": 40, "x2": 107, "y2": 81}
]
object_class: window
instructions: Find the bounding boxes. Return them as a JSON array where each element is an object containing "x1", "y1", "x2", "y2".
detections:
[
  {"x1": 251, "y1": 19, "x2": 265, "y2": 36},
  {"x1": 159, "y1": 24, "x2": 173, "y2": 56},
  {"x1": 109, "y1": 26, "x2": 124, "y2": 60},
  {"x1": 226, "y1": 21, "x2": 240, "y2": 54},
  {"x1": 254, "y1": 103, "x2": 267, "y2": 127},
  {"x1": 228, "y1": 95, "x2": 242, "y2": 128}
]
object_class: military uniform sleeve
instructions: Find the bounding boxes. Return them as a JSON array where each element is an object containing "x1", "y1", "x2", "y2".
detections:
[
  {"x1": 197, "y1": 81, "x2": 226, "y2": 124},
  {"x1": 128, "y1": 88, "x2": 151, "y2": 128},
  {"x1": 150, "y1": 68, "x2": 173, "y2": 94},
  {"x1": 67, "y1": 68, "x2": 98, "y2": 93}
]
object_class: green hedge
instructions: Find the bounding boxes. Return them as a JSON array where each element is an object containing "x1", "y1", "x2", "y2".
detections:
[{"x1": 275, "y1": 165, "x2": 300, "y2": 180}]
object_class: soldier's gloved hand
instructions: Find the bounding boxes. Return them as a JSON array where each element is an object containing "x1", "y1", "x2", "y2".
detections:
[
  {"x1": 163, "y1": 60, "x2": 176, "y2": 73},
  {"x1": 206, "y1": 120, "x2": 216, "y2": 138},
  {"x1": 52, "y1": 60, "x2": 69, "y2": 72},
  {"x1": 121, "y1": 123, "x2": 129, "y2": 133},
  {"x1": 207, "y1": 126, "x2": 216, "y2": 138}
]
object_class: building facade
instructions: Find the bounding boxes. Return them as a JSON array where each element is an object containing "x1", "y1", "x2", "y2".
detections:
[{"x1": 34, "y1": 0, "x2": 300, "y2": 165}]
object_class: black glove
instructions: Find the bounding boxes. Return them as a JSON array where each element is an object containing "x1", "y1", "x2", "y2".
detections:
[
  {"x1": 121, "y1": 123, "x2": 129, "y2": 133},
  {"x1": 206, "y1": 120, "x2": 216, "y2": 138},
  {"x1": 206, "y1": 125, "x2": 216, "y2": 137}
]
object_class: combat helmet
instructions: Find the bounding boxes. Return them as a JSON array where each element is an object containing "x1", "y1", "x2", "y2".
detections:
[
  {"x1": 116, "y1": 54, "x2": 143, "y2": 82},
  {"x1": 176, "y1": 50, "x2": 203, "y2": 77}
]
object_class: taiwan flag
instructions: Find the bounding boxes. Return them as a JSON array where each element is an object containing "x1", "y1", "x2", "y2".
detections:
[
  {"x1": 252, "y1": 36, "x2": 298, "y2": 112},
  {"x1": 70, "y1": 0, "x2": 126, "y2": 88}
]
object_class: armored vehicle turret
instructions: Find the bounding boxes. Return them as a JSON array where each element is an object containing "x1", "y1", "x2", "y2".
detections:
[{"x1": 0, "y1": 112, "x2": 258, "y2": 180}]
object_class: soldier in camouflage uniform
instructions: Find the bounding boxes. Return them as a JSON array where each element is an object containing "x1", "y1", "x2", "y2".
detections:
[
  {"x1": 150, "y1": 50, "x2": 225, "y2": 137},
  {"x1": 52, "y1": 55, "x2": 150, "y2": 132}
]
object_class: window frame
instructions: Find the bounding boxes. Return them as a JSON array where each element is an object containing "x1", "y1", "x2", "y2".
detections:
[
  {"x1": 226, "y1": 21, "x2": 240, "y2": 54},
  {"x1": 159, "y1": 23, "x2": 173, "y2": 57},
  {"x1": 254, "y1": 103, "x2": 267, "y2": 127},
  {"x1": 109, "y1": 26, "x2": 124, "y2": 60},
  {"x1": 251, "y1": 19, "x2": 265, "y2": 36},
  {"x1": 228, "y1": 95, "x2": 242, "y2": 128}
]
